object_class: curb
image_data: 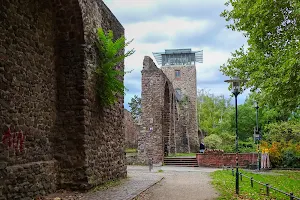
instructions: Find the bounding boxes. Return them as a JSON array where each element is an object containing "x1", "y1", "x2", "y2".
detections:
[{"x1": 126, "y1": 177, "x2": 165, "y2": 200}]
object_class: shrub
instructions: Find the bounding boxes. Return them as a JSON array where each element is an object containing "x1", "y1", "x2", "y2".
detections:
[
  {"x1": 95, "y1": 28, "x2": 135, "y2": 106},
  {"x1": 204, "y1": 134, "x2": 222, "y2": 149}
]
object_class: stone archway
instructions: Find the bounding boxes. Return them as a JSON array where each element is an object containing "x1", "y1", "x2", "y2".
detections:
[{"x1": 162, "y1": 82, "x2": 171, "y2": 157}]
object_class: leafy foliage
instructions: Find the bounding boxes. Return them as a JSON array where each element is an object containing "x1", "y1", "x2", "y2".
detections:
[
  {"x1": 264, "y1": 121, "x2": 300, "y2": 143},
  {"x1": 203, "y1": 134, "x2": 223, "y2": 149},
  {"x1": 220, "y1": 0, "x2": 300, "y2": 112},
  {"x1": 260, "y1": 121, "x2": 300, "y2": 168},
  {"x1": 128, "y1": 95, "x2": 141, "y2": 122},
  {"x1": 95, "y1": 28, "x2": 135, "y2": 106},
  {"x1": 197, "y1": 89, "x2": 233, "y2": 136}
]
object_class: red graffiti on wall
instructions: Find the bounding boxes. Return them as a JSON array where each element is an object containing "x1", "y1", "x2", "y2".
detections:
[{"x1": 2, "y1": 127, "x2": 25, "y2": 152}]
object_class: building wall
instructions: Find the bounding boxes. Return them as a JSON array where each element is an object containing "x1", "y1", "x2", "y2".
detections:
[
  {"x1": 162, "y1": 65, "x2": 199, "y2": 152},
  {"x1": 0, "y1": 0, "x2": 126, "y2": 199},
  {"x1": 124, "y1": 110, "x2": 138, "y2": 148}
]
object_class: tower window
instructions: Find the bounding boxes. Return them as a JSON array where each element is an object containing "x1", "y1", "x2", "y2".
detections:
[{"x1": 175, "y1": 70, "x2": 181, "y2": 78}]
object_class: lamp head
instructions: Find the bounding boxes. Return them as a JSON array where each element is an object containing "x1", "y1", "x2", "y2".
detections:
[
  {"x1": 224, "y1": 76, "x2": 246, "y2": 95},
  {"x1": 254, "y1": 101, "x2": 259, "y2": 109}
]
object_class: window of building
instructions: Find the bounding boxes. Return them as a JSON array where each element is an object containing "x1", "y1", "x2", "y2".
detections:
[{"x1": 175, "y1": 70, "x2": 181, "y2": 78}]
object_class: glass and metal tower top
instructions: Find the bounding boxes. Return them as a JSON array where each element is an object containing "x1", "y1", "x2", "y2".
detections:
[{"x1": 153, "y1": 48, "x2": 203, "y2": 66}]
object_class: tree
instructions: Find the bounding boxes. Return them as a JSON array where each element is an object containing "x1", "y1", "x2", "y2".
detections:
[
  {"x1": 128, "y1": 95, "x2": 141, "y2": 122},
  {"x1": 220, "y1": 0, "x2": 300, "y2": 112},
  {"x1": 197, "y1": 89, "x2": 233, "y2": 136}
]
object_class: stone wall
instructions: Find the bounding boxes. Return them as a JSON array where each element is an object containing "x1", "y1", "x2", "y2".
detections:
[
  {"x1": 1, "y1": 1, "x2": 58, "y2": 198},
  {"x1": 162, "y1": 65, "x2": 199, "y2": 152},
  {"x1": 137, "y1": 56, "x2": 177, "y2": 164},
  {"x1": 0, "y1": 0, "x2": 126, "y2": 199},
  {"x1": 79, "y1": 0, "x2": 126, "y2": 188},
  {"x1": 124, "y1": 109, "x2": 138, "y2": 148},
  {"x1": 196, "y1": 152, "x2": 258, "y2": 168}
]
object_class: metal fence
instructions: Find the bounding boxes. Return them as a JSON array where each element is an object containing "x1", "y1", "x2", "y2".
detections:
[{"x1": 229, "y1": 169, "x2": 300, "y2": 200}]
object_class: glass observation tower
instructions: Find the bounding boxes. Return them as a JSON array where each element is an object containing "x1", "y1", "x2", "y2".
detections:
[{"x1": 153, "y1": 48, "x2": 203, "y2": 66}]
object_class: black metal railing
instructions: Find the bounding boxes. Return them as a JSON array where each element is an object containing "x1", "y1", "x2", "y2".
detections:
[{"x1": 229, "y1": 169, "x2": 300, "y2": 200}]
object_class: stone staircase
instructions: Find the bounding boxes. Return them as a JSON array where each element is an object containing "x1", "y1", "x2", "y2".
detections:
[{"x1": 163, "y1": 157, "x2": 198, "y2": 167}]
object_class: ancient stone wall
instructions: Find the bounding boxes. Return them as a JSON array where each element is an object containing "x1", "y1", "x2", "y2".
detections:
[
  {"x1": 1, "y1": 1, "x2": 58, "y2": 199},
  {"x1": 79, "y1": 0, "x2": 126, "y2": 188},
  {"x1": 162, "y1": 65, "x2": 199, "y2": 152},
  {"x1": 124, "y1": 109, "x2": 138, "y2": 148},
  {"x1": 0, "y1": 0, "x2": 126, "y2": 199},
  {"x1": 137, "y1": 56, "x2": 176, "y2": 164}
]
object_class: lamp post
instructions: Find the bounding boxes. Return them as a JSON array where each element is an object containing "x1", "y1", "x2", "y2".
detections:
[
  {"x1": 225, "y1": 76, "x2": 246, "y2": 195},
  {"x1": 254, "y1": 101, "x2": 260, "y2": 170}
]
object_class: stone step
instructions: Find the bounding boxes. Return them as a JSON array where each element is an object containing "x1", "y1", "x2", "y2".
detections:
[
  {"x1": 163, "y1": 157, "x2": 198, "y2": 167},
  {"x1": 164, "y1": 159, "x2": 197, "y2": 162},
  {"x1": 164, "y1": 164, "x2": 199, "y2": 167}
]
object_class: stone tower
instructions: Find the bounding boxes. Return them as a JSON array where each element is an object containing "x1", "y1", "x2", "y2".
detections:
[{"x1": 153, "y1": 49, "x2": 203, "y2": 152}]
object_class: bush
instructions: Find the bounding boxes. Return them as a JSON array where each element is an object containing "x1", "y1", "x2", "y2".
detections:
[
  {"x1": 204, "y1": 134, "x2": 222, "y2": 149},
  {"x1": 262, "y1": 141, "x2": 300, "y2": 168},
  {"x1": 282, "y1": 150, "x2": 300, "y2": 168}
]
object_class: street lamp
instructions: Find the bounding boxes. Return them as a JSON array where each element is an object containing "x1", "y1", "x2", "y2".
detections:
[
  {"x1": 254, "y1": 101, "x2": 260, "y2": 170},
  {"x1": 225, "y1": 76, "x2": 246, "y2": 195}
]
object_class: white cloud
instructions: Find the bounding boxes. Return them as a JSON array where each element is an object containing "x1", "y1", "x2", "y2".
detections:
[{"x1": 103, "y1": 0, "x2": 249, "y2": 109}]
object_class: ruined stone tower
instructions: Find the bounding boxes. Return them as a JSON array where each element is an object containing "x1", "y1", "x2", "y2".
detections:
[
  {"x1": 137, "y1": 49, "x2": 203, "y2": 164},
  {"x1": 154, "y1": 49, "x2": 203, "y2": 152}
]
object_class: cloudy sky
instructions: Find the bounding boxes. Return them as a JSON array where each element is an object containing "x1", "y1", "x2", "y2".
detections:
[{"x1": 103, "y1": 0, "x2": 249, "y2": 110}]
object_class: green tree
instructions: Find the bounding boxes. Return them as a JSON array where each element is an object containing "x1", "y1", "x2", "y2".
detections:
[
  {"x1": 128, "y1": 95, "x2": 141, "y2": 122},
  {"x1": 220, "y1": 0, "x2": 300, "y2": 112},
  {"x1": 197, "y1": 89, "x2": 233, "y2": 136}
]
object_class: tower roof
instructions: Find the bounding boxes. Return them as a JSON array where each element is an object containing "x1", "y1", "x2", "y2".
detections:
[{"x1": 153, "y1": 48, "x2": 203, "y2": 66}]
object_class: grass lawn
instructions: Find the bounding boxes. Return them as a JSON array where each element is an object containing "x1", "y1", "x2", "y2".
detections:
[
  {"x1": 166, "y1": 152, "x2": 196, "y2": 157},
  {"x1": 211, "y1": 169, "x2": 300, "y2": 199}
]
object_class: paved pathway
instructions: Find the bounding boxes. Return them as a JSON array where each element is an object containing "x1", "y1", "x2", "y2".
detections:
[
  {"x1": 45, "y1": 166, "x2": 219, "y2": 200},
  {"x1": 45, "y1": 166, "x2": 163, "y2": 200},
  {"x1": 134, "y1": 166, "x2": 220, "y2": 200}
]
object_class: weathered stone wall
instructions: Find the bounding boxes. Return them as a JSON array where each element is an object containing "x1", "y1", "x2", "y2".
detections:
[
  {"x1": 1, "y1": 1, "x2": 58, "y2": 198},
  {"x1": 175, "y1": 105, "x2": 190, "y2": 153},
  {"x1": 137, "y1": 56, "x2": 176, "y2": 164},
  {"x1": 53, "y1": 0, "x2": 87, "y2": 190},
  {"x1": 196, "y1": 152, "x2": 258, "y2": 168},
  {"x1": 0, "y1": 0, "x2": 126, "y2": 199},
  {"x1": 162, "y1": 65, "x2": 199, "y2": 152},
  {"x1": 78, "y1": 0, "x2": 126, "y2": 188},
  {"x1": 124, "y1": 109, "x2": 138, "y2": 148}
]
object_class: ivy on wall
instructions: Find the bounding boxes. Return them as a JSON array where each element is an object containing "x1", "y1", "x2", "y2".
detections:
[{"x1": 95, "y1": 28, "x2": 135, "y2": 106}]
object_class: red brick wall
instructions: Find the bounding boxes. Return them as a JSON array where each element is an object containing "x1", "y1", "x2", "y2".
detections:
[{"x1": 196, "y1": 152, "x2": 258, "y2": 168}]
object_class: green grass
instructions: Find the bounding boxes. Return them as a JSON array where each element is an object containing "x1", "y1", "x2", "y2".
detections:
[
  {"x1": 125, "y1": 148, "x2": 137, "y2": 153},
  {"x1": 157, "y1": 169, "x2": 164, "y2": 173},
  {"x1": 211, "y1": 169, "x2": 300, "y2": 199},
  {"x1": 166, "y1": 152, "x2": 196, "y2": 157}
]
